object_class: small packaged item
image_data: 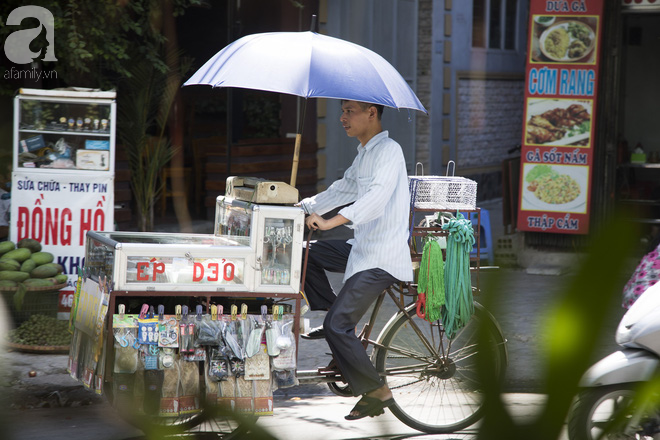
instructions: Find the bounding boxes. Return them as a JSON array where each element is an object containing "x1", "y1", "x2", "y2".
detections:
[
  {"x1": 113, "y1": 373, "x2": 136, "y2": 409},
  {"x1": 158, "y1": 309, "x2": 179, "y2": 349},
  {"x1": 179, "y1": 358, "x2": 201, "y2": 415},
  {"x1": 179, "y1": 306, "x2": 195, "y2": 354},
  {"x1": 245, "y1": 307, "x2": 270, "y2": 380},
  {"x1": 143, "y1": 369, "x2": 164, "y2": 415},
  {"x1": 265, "y1": 320, "x2": 280, "y2": 357},
  {"x1": 138, "y1": 305, "x2": 159, "y2": 345},
  {"x1": 207, "y1": 347, "x2": 230, "y2": 382},
  {"x1": 196, "y1": 314, "x2": 223, "y2": 346},
  {"x1": 245, "y1": 315, "x2": 265, "y2": 358},
  {"x1": 19, "y1": 135, "x2": 45, "y2": 153},
  {"x1": 159, "y1": 356, "x2": 180, "y2": 417},
  {"x1": 143, "y1": 344, "x2": 160, "y2": 370},
  {"x1": 76, "y1": 149, "x2": 109, "y2": 170},
  {"x1": 271, "y1": 313, "x2": 296, "y2": 371},
  {"x1": 113, "y1": 305, "x2": 139, "y2": 374},
  {"x1": 85, "y1": 139, "x2": 110, "y2": 150}
]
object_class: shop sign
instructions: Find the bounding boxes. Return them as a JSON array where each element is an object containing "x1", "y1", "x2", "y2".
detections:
[
  {"x1": 9, "y1": 171, "x2": 114, "y2": 317},
  {"x1": 517, "y1": 0, "x2": 604, "y2": 234}
]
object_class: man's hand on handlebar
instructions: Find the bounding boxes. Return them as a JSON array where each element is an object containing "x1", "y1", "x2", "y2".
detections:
[
  {"x1": 306, "y1": 213, "x2": 328, "y2": 231},
  {"x1": 305, "y1": 212, "x2": 350, "y2": 231}
]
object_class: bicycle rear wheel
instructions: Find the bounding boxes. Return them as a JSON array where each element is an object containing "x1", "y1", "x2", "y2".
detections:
[{"x1": 373, "y1": 301, "x2": 507, "y2": 434}]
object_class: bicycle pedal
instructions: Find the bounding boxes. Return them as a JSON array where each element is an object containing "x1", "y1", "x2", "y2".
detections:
[
  {"x1": 317, "y1": 366, "x2": 343, "y2": 379},
  {"x1": 317, "y1": 365, "x2": 340, "y2": 374}
]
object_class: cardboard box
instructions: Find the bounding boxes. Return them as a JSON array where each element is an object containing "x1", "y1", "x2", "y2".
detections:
[
  {"x1": 19, "y1": 135, "x2": 45, "y2": 153},
  {"x1": 85, "y1": 139, "x2": 110, "y2": 150},
  {"x1": 76, "y1": 149, "x2": 109, "y2": 170}
]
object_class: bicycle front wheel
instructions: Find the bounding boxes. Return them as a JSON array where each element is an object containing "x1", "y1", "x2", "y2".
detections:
[{"x1": 373, "y1": 302, "x2": 507, "y2": 434}]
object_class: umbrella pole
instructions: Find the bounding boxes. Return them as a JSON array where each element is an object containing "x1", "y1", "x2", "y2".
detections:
[{"x1": 290, "y1": 97, "x2": 308, "y2": 188}]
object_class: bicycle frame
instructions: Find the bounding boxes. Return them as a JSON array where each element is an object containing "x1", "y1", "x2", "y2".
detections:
[{"x1": 296, "y1": 284, "x2": 465, "y2": 386}]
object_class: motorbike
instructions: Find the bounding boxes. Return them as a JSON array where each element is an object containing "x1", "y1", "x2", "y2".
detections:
[{"x1": 567, "y1": 281, "x2": 660, "y2": 440}]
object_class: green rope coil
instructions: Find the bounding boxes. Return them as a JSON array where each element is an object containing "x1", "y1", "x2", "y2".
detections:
[
  {"x1": 441, "y1": 212, "x2": 475, "y2": 339},
  {"x1": 417, "y1": 238, "x2": 445, "y2": 322}
]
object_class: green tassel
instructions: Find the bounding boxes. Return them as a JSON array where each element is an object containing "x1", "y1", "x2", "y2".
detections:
[
  {"x1": 442, "y1": 212, "x2": 475, "y2": 339},
  {"x1": 418, "y1": 238, "x2": 445, "y2": 322}
]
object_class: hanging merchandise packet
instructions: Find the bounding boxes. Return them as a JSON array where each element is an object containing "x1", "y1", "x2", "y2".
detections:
[
  {"x1": 112, "y1": 308, "x2": 139, "y2": 374},
  {"x1": 244, "y1": 313, "x2": 270, "y2": 380},
  {"x1": 271, "y1": 313, "x2": 296, "y2": 371}
]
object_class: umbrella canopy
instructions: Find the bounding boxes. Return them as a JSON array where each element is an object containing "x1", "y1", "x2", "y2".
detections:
[
  {"x1": 184, "y1": 31, "x2": 426, "y2": 112},
  {"x1": 184, "y1": 30, "x2": 427, "y2": 186}
]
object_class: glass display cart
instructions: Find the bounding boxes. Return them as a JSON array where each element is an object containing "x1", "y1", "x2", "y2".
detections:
[{"x1": 68, "y1": 192, "x2": 305, "y2": 435}]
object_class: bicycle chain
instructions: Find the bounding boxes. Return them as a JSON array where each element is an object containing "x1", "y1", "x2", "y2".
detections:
[{"x1": 390, "y1": 379, "x2": 424, "y2": 390}]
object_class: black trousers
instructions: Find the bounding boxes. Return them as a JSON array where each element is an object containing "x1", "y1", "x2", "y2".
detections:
[{"x1": 303, "y1": 240, "x2": 397, "y2": 396}]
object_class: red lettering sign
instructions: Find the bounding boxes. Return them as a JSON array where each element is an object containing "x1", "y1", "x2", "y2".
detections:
[
  {"x1": 134, "y1": 260, "x2": 237, "y2": 283},
  {"x1": 136, "y1": 262, "x2": 149, "y2": 281},
  {"x1": 193, "y1": 262, "x2": 204, "y2": 282}
]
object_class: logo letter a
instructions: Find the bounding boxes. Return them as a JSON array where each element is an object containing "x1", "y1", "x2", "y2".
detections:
[{"x1": 4, "y1": 6, "x2": 58, "y2": 64}]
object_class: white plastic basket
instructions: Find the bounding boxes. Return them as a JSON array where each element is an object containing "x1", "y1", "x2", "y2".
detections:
[{"x1": 408, "y1": 161, "x2": 477, "y2": 210}]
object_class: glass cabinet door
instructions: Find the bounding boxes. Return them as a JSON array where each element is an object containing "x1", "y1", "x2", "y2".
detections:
[
  {"x1": 14, "y1": 94, "x2": 115, "y2": 172},
  {"x1": 260, "y1": 218, "x2": 294, "y2": 285}
]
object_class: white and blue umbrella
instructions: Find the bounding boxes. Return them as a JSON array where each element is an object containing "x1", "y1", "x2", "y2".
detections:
[{"x1": 184, "y1": 30, "x2": 427, "y2": 186}]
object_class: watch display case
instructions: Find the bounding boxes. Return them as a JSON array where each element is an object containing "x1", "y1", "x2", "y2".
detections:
[{"x1": 13, "y1": 88, "x2": 116, "y2": 172}]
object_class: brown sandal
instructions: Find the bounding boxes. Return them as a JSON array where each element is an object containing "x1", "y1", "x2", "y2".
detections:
[{"x1": 345, "y1": 395, "x2": 395, "y2": 420}]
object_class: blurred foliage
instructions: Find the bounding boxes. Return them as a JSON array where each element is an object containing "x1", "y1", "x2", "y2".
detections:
[
  {"x1": 0, "y1": 0, "x2": 201, "y2": 94},
  {"x1": 117, "y1": 56, "x2": 181, "y2": 232},
  {"x1": 244, "y1": 94, "x2": 281, "y2": 138},
  {"x1": 476, "y1": 211, "x2": 638, "y2": 439}
]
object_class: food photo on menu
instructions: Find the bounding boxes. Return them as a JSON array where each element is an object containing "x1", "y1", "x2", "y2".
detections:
[
  {"x1": 530, "y1": 15, "x2": 599, "y2": 64},
  {"x1": 521, "y1": 163, "x2": 589, "y2": 214},
  {"x1": 525, "y1": 98, "x2": 592, "y2": 147}
]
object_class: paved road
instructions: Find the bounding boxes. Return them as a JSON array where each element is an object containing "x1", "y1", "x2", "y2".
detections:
[{"x1": 5, "y1": 392, "x2": 552, "y2": 440}]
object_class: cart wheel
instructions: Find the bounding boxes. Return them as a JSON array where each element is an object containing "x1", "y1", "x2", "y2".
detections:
[
  {"x1": 106, "y1": 382, "x2": 254, "y2": 438},
  {"x1": 327, "y1": 381, "x2": 353, "y2": 397}
]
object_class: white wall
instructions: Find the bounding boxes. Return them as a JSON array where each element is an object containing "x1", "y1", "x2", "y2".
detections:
[{"x1": 320, "y1": 0, "x2": 421, "y2": 188}]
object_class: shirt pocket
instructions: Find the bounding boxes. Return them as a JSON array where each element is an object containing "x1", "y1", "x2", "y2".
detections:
[{"x1": 357, "y1": 176, "x2": 373, "y2": 198}]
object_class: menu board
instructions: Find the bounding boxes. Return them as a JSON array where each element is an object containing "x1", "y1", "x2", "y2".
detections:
[{"x1": 516, "y1": 0, "x2": 603, "y2": 235}]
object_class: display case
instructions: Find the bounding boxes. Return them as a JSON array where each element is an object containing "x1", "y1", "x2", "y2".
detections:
[
  {"x1": 13, "y1": 88, "x2": 116, "y2": 172},
  {"x1": 85, "y1": 198, "x2": 304, "y2": 293},
  {"x1": 214, "y1": 196, "x2": 304, "y2": 292}
]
